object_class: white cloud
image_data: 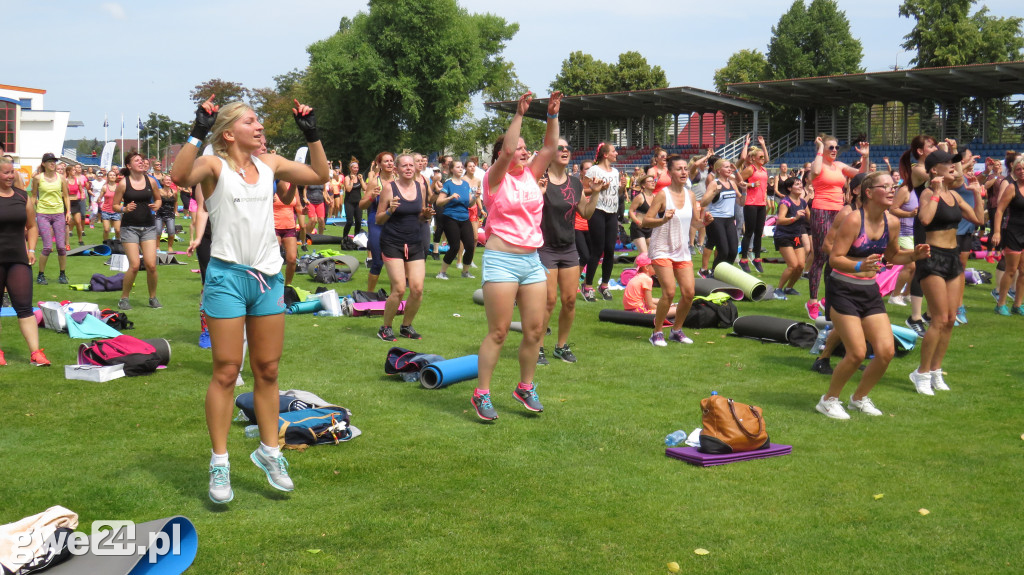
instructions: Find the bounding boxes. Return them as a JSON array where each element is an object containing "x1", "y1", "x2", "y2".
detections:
[{"x1": 100, "y1": 2, "x2": 126, "y2": 20}]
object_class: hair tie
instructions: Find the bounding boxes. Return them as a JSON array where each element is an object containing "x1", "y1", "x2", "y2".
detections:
[{"x1": 595, "y1": 142, "x2": 605, "y2": 162}]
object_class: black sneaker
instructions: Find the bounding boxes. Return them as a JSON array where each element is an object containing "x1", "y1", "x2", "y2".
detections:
[
  {"x1": 698, "y1": 269, "x2": 712, "y2": 279},
  {"x1": 537, "y1": 347, "x2": 549, "y2": 365},
  {"x1": 377, "y1": 325, "x2": 397, "y2": 342},
  {"x1": 811, "y1": 357, "x2": 834, "y2": 375},
  {"x1": 399, "y1": 325, "x2": 422, "y2": 340},
  {"x1": 58, "y1": 272, "x2": 69, "y2": 284},
  {"x1": 581, "y1": 288, "x2": 597, "y2": 302},
  {"x1": 431, "y1": 252, "x2": 440, "y2": 261},
  {"x1": 513, "y1": 383, "x2": 543, "y2": 412},
  {"x1": 784, "y1": 287, "x2": 801, "y2": 296},
  {"x1": 905, "y1": 316, "x2": 927, "y2": 338},
  {"x1": 553, "y1": 344, "x2": 577, "y2": 363},
  {"x1": 752, "y1": 259, "x2": 764, "y2": 273},
  {"x1": 600, "y1": 287, "x2": 613, "y2": 301},
  {"x1": 36, "y1": 273, "x2": 47, "y2": 285}
]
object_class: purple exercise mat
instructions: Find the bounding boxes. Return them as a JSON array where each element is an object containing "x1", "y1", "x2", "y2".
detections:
[{"x1": 665, "y1": 443, "x2": 792, "y2": 467}]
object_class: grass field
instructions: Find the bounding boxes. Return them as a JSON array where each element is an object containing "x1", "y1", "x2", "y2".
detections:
[{"x1": 2, "y1": 236, "x2": 1023, "y2": 574}]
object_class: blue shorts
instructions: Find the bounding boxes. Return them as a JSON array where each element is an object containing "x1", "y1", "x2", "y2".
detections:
[
  {"x1": 202, "y1": 258, "x2": 285, "y2": 319},
  {"x1": 101, "y1": 211, "x2": 121, "y2": 221},
  {"x1": 482, "y1": 249, "x2": 547, "y2": 285}
]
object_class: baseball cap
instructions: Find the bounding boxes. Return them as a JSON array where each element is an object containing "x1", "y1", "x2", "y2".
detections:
[
  {"x1": 924, "y1": 149, "x2": 962, "y2": 173},
  {"x1": 41, "y1": 152, "x2": 58, "y2": 163},
  {"x1": 635, "y1": 254, "x2": 652, "y2": 268}
]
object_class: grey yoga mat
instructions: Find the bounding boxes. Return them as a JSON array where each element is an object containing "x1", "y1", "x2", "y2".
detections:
[{"x1": 46, "y1": 515, "x2": 197, "y2": 575}]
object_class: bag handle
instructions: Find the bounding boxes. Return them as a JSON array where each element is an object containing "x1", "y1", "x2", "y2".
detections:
[{"x1": 727, "y1": 398, "x2": 764, "y2": 439}]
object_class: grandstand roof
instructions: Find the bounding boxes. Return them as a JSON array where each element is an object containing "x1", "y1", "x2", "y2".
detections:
[
  {"x1": 725, "y1": 61, "x2": 1024, "y2": 107},
  {"x1": 484, "y1": 86, "x2": 762, "y2": 121}
]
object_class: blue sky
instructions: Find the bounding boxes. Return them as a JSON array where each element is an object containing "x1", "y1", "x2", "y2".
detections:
[{"x1": 7, "y1": 0, "x2": 1019, "y2": 142}]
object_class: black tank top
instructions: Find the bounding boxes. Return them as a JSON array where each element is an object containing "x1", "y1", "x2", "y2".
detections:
[
  {"x1": 634, "y1": 190, "x2": 651, "y2": 215},
  {"x1": 381, "y1": 181, "x2": 423, "y2": 243},
  {"x1": 923, "y1": 194, "x2": 961, "y2": 232},
  {"x1": 122, "y1": 175, "x2": 156, "y2": 227},
  {"x1": 346, "y1": 177, "x2": 362, "y2": 204},
  {"x1": 1006, "y1": 181, "x2": 1024, "y2": 231},
  {"x1": 0, "y1": 188, "x2": 29, "y2": 264}
]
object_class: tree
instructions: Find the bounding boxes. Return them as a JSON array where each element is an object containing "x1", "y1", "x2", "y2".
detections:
[
  {"x1": 251, "y1": 69, "x2": 308, "y2": 157},
  {"x1": 898, "y1": 0, "x2": 1024, "y2": 67},
  {"x1": 612, "y1": 51, "x2": 668, "y2": 91},
  {"x1": 305, "y1": 0, "x2": 518, "y2": 161},
  {"x1": 139, "y1": 113, "x2": 189, "y2": 162},
  {"x1": 767, "y1": 0, "x2": 863, "y2": 80},
  {"x1": 189, "y1": 79, "x2": 251, "y2": 106},
  {"x1": 550, "y1": 52, "x2": 614, "y2": 95},
  {"x1": 714, "y1": 49, "x2": 770, "y2": 93}
]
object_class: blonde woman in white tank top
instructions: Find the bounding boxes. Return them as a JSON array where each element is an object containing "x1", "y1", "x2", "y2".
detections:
[{"x1": 642, "y1": 155, "x2": 712, "y2": 347}]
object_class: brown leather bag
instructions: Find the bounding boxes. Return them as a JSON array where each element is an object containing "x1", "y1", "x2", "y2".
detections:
[{"x1": 698, "y1": 395, "x2": 770, "y2": 454}]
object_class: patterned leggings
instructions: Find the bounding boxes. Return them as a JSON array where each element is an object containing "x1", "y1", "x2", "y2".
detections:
[
  {"x1": 808, "y1": 207, "x2": 839, "y2": 300},
  {"x1": 36, "y1": 213, "x2": 68, "y2": 257}
]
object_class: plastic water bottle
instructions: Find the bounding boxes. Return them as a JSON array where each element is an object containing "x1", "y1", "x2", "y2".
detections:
[
  {"x1": 244, "y1": 425, "x2": 260, "y2": 438},
  {"x1": 665, "y1": 430, "x2": 689, "y2": 447},
  {"x1": 810, "y1": 326, "x2": 831, "y2": 355}
]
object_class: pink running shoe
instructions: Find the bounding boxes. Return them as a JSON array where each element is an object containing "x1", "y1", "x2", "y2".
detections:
[{"x1": 806, "y1": 300, "x2": 820, "y2": 321}]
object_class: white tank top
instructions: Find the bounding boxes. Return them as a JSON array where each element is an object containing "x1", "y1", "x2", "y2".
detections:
[
  {"x1": 206, "y1": 156, "x2": 283, "y2": 275},
  {"x1": 649, "y1": 186, "x2": 692, "y2": 262}
]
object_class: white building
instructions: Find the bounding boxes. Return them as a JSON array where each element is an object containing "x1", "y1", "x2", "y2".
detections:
[{"x1": 0, "y1": 83, "x2": 72, "y2": 180}]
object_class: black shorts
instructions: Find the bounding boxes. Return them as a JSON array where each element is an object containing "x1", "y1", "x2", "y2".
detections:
[
  {"x1": 915, "y1": 245, "x2": 963, "y2": 281},
  {"x1": 381, "y1": 237, "x2": 426, "y2": 262},
  {"x1": 630, "y1": 222, "x2": 652, "y2": 240},
  {"x1": 539, "y1": 242, "x2": 578, "y2": 269},
  {"x1": 69, "y1": 200, "x2": 82, "y2": 213},
  {"x1": 828, "y1": 273, "x2": 886, "y2": 318},
  {"x1": 1002, "y1": 227, "x2": 1024, "y2": 252},
  {"x1": 956, "y1": 233, "x2": 975, "y2": 253},
  {"x1": 774, "y1": 235, "x2": 802, "y2": 250}
]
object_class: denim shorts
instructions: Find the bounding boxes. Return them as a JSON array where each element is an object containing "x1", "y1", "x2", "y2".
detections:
[
  {"x1": 482, "y1": 249, "x2": 547, "y2": 285},
  {"x1": 101, "y1": 211, "x2": 121, "y2": 221},
  {"x1": 202, "y1": 257, "x2": 285, "y2": 319},
  {"x1": 120, "y1": 225, "x2": 159, "y2": 244}
]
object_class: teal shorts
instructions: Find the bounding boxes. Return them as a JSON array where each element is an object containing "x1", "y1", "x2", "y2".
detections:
[
  {"x1": 203, "y1": 258, "x2": 285, "y2": 319},
  {"x1": 482, "y1": 249, "x2": 547, "y2": 286}
]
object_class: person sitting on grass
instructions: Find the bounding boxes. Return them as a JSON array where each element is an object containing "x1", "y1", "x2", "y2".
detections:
[{"x1": 622, "y1": 253, "x2": 676, "y2": 319}]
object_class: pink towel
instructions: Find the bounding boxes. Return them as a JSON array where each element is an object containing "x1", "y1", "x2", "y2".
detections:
[{"x1": 875, "y1": 264, "x2": 903, "y2": 297}]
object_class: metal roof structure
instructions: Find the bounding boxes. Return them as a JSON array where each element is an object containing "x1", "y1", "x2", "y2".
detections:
[{"x1": 725, "y1": 61, "x2": 1024, "y2": 107}]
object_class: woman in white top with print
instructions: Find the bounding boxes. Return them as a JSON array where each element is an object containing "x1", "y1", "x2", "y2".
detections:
[
  {"x1": 581, "y1": 144, "x2": 625, "y2": 301},
  {"x1": 643, "y1": 155, "x2": 711, "y2": 347}
]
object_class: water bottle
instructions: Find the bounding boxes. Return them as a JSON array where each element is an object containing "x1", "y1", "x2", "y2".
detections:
[
  {"x1": 245, "y1": 424, "x2": 260, "y2": 438},
  {"x1": 665, "y1": 430, "x2": 689, "y2": 447},
  {"x1": 810, "y1": 326, "x2": 831, "y2": 355}
]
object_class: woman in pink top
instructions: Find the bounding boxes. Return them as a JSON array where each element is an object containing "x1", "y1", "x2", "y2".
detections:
[
  {"x1": 471, "y1": 91, "x2": 562, "y2": 422},
  {"x1": 99, "y1": 169, "x2": 121, "y2": 242},
  {"x1": 738, "y1": 134, "x2": 770, "y2": 273}
]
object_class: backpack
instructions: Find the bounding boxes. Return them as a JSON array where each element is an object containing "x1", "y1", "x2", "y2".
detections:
[
  {"x1": 234, "y1": 391, "x2": 312, "y2": 423},
  {"x1": 683, "y1": 295, "x2": 739, "y2": 329},
  {"x1": 99, "y1": 308, "x2": 134, "y2": 330},
  {"x1": 78, "y1": 335, "x2": 161, "y2": 376},
  {"x1": 278, "y1": 407, "x2": 353, "y2": 449},
  {"x1": 310, "y1": 258, "x2": 337, "y2": 284},
  {"x1": 341, "y1": 236, "x2": 359, "y2": 251},
  {"x1": 89, "y1": 272, "x2": 125, "y2": 292},
  {"x1": 350, "y1": 288, "x2": 388, "y2": 303},
  {"x1": 103, "y1": 238, "x2": 125, "y2": 255}
]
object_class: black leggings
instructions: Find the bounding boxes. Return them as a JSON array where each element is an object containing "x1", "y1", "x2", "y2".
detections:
[
  {"x1": 586, "y1": 210, "x2": 618, "y2": 286},
  {"x1": 0, "y1": 262, "x2": 33, "y2": 318},
  {"x1": 343, "y1": 200, "x2": 362, "y2": 236},
  {"x1": 707, "y1": 217, "x2": 738, "y2": 270},
  {"x1": 440, "y1": 215, "x2": 475, "y2": 266},
  {"x1": 742, "y1": 204, "x2": 766, "y2": 257},
  {"x1": 575, "y1": 230, "x2": 593, "y2": 270}
]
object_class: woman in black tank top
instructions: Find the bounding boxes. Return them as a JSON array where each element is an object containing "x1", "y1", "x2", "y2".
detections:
[
  {"x1": 992, "y1": 157, "x2": 1024, "y2": 313},
  {"x1": 112, "y1": 152, "x2": 162, "y2": 310},
  {"x1": 628, "y1": 174, "x2": 655, "y2": 254}
]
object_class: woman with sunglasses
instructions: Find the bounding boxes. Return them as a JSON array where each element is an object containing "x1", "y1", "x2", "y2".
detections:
[
  {"x1": 538, "y1": 139, "x2": 598, "y2": 365},
  {"x1": 30, "y1": 153, "x2": 70, "y2": 285},
  {"x1": 582, "y1": 143, "x2": 624, "y2": 301},
  {"x1": 738, "y1": 134, "x2": 770, "y2": 273},
  {"x1": 628, "y1": 174, "x2": 656, "y2": 256},
  {"x1": 646, "y1": 146, "x2": 670, "y2": 194},
  {"x1": 806, "y1": 135, "x2": 869, "y2": 320}
]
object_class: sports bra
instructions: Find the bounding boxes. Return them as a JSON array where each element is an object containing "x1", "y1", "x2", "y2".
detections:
[
  {"x1": 634, "y1": 191, "x2": 651, "y2": 215},
  {"x1": 847, "y1": 208, "x2": 889, "y2": 258},
  {"x1": 923, "y1": 194, "x2": 961, "y2": 232}
]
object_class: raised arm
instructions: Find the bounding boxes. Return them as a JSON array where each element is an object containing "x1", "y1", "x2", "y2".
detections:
[
  {"x1": 171, "y1": 95, "x2": 220, "y2": 189},
  {"x1": 758, "y1": 135, "x2": 770, "y2": 165},
  {"x1": 528, "y1": 91, "x2": 563, "y2": 181},
  {"x1": 487, "y1": 92, "x2": 532, "y2": 191},
  {"x1": 261, "y1": 100, "x2": 330, "y2": 186}
]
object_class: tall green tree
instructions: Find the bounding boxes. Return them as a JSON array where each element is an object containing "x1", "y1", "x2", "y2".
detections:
[
  {"x1": 898, "y1": 0, "x2": 1023, "y2": 67},
  {"x1": 767, "y1": 0, "x2": 863, "y2": 80},
  {"x1": 612, "y1": 51, "x2": 668, "y2": 91},
  {"x1": 139, "y1": 113, "x2": 189, "y2": 161},
  {"x1": 549, "y1": 51, "x2": 614, "y2": 95},
  {"x1": 189, "y1": 79, "x2": 251, "y2": 105},
  {"x1": 251, "y1": 69, "x2": 308, "y2": 157},
  {"x1": 305, "y1": 0, "x2": 518, "y2": 161},
  {"x1": 714, "y1": 49, "x2": 770, "y2": 93}
]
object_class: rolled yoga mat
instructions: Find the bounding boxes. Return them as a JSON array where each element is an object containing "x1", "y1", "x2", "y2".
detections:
[
  {"x1": 732, "y1": 315, "x2": 818, "y2": 348},
  {"x1": 508, "y1": 321, "x2": 551, "y2": 335},
  {"x1": 694, "y1": 278, "x2": 745, "y2": 301},
  {"x1": 307, "y1": 233, "x2": 344, "y2": 245},
  {"x1": 419, "y1": 355, "x2": 479, "y2": 389},
  {"x1": 45, "y1": 515, "x2": 197, "y2": 575},
  {"x1": 472, "y1": 288, "x2": 484, "y2": 305},
  {"x1": 597, "y1": 308, "x2": 672, "y2": 328},
  {"x1": 287, "y1": 300, "x2": 323, "y2": 314},
  {"x1": 892, "y1": 324, "x2": 919, "y2": 356},
  {"x1": 713, "y1": 262, "x2": 767, "y2": 301}
]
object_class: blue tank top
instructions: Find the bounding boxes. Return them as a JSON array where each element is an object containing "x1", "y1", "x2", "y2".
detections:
[
  {"x1": 847, "y1": 208, "x2": 889, "y2": 258},
  {"x1": 708, "y1": 179, "x2": 737, "y2": 218}
]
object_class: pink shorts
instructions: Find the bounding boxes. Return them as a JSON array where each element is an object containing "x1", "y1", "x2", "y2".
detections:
[
  {"x1": 275, "y1": 228, "x2": 297, "y2": 239},
  {"x1": 307, "y1": 203, "x2": 325, "y2": 219}
]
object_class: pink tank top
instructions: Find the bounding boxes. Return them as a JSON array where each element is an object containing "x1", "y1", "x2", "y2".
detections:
[
  {"x1": 481, "y1": 167, "x2": 544, "y2": 249},
  {"x1": 745, "y1": 165, "x2": 768, "y2": 206},
  {"x1": 812, "y1": 163, "x2": 846, "y2": 211}
]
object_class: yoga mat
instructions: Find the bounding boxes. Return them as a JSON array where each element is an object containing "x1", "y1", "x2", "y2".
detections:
[
  {"x1": 613, "y1": 253, "x2": 637, "y2": 264},
  {"x1": 83, "y1": 244, "x2": 113, "y2": 256},
  {"x1": 713, "y1": 262, "x2": 767, "y2": 301},
  {"x1": 325, "y1": 217, "x2": 345, "y2": 225},
  {"x1": 892, "y1": 324, "x2": 919, "y2": 354},
  {"x1": 46, "y1": 516, "x2": 197, "y2": 575},
  {"x1": 472, "y1": 288, "x2": 484, "y2": 305},
  {"x1": 308, "y1": 233, "x2": 344, "y2": 245},
  {"x1": 287, "y1": 300, "x2": 323, "y2": 314},
  {"x1": 351, "y1": 300, "x2": 404, "y2": 316},
  {"x1": 419, "y1": 355, "x2": 479, "y2": 389},
  {"x1": 143, "y1": 338, "x2": 172, "y2": 366},
  {"x1": 666, "y1": 443, "x2": 792, "y2": 467},
  {"x1": 597, "y1": 308, "x2": 673, "y2": 328},
  {"x1": 332, "y1": 254, "x2": 360, "y2": 274},
  {"x1": 2, "y1": 306, "x2": 40, "y2": 317},
  {"x1": 732, "y1": 315, "x2": 818, "y2": 348},
  {"x1": 694, "y1": 278, "x2": 744, "y2": 301},
  {"x1": 508, "y1": 322, "x2": 551, "y2": 335},
  {"x1": 66, "y1": 244, "x2": 103, "y2": 256}
]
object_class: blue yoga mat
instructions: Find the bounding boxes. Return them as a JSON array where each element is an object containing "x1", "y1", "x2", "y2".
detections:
[
  {"x1": 287, "y1": 300, "x2": 323, "y2": 314},
  {"x1": 46, "y1": 515, "x2": 197, "y2": 575},
  {"x1": 1, "y1": 306, "x2": 40, "y2": 317},
  {"x1": 84, "y1": 244, "x2": 113, "y2": 256},
  {"x1": 892, "y1": 324, "x2": 918, "y2": 351},
  {"x1": 419, "y1": 355, "x2": 479, "y2": 389}
]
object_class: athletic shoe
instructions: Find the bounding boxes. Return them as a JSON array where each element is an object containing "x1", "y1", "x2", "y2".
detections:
[
  {"x1": 600, "y1": 287, "x2": 613, "y2": 301},
  {"x1": 909, "y1": 369, "x2": 935, "y2": 395},
  {"x1": 472, "y1": 391, "x2": 498, "y2": 421},
  {"x1": 208, "y1": 464, "x2": 233, "y2": 504},
  {"x1": 815, "y1": 395, "x2": 850, "y2": 420},
  {"x1": 668, "y1": 329, "x2": 693, "y2": 344},
  {"x1": 752, "y1": 259, "x2": 764, "y2": 273},
  {"x1": 461, "y1": 271, "x2": 476, "y2": 279},
  {"x1": 784, "y1": 287, "x2": 801, "y2": 296},
  {"x1": 848, "y1": 396, "x2": 883, "y2": 416},
  {"x1": 1014, "y1": 305, "x2": 1024, "y2": 316},
  {"x1": 553, "y1": 344, "x2": 577, "y2": 363},
  {"x1": 199, "y1": 329, "x2": 212, "y2": 349},
  {"x1": 431, "y1": 252, "x2": 440, "y2": 261},
  {"x1": 955, "y1": 305, "x2": 967, "y2": 325},
  {"x1": 931, "y1": 369, "x2": 950, "y2": 391},
  {"x1": 456, "y1": 263, "x2": 463, "y2": 270},
  {"x1": 513, "y1": 383, "x2": 543, "y2": 412},
  {"x1": 435, "y1": 272, "x2": 449, "y2": 280},
  {"x1": 698, "y1": 269, "x2": 712, "y2": 279},
  {"x1": 888, "y1": 295, "x2": 907, "y2": 306},
  {"x1": 805, "y1": 300, "x2": 820, "y2": 321},
  {"x1": 582, "y1": 288, "x2": 597, "y2": 302},
  {"x1": 649, "y1": 332, "x2": 667, "y2": 347},
  {"x1": 0, "y1": 350, "x2": 6, "y2": 366},
  {"x1": 377, "y1": 325, "x2": 397, "y2": 342},
  {"x1": 991, "y1": 288, "x2": 1016, "y2": 301},
  {"x1": 149, "y1": 297, "x2": 162, "y2": 309},
  {"x1": 905, "y1": 316, "x2": 927, "y2": 337},
  {"x1": 739, "y1": 259, "x2": 751, "y2": 273},
  {"x1": 58, "y1": 272, "x2": 69, "y2": 285},
  {"x1": 29, "y1": 349, "x2": 51, "y2": 367},
  {"x1": 78, "y1": 241, "x2": 85, "y2": 246},
  {"x1": 471, "y1": 262, "x2": 478, "y2": 269},
  {"x1": 250, "y1": 448, "x2": 294, "y2": 492},
  {"x1": 810, "y1": 357, "x2": 833, "y2": 375},
  {"x1": 36, "y1": 273, "x2": 47, "y2": 285},
  {"x1": 801, "y1": 271, "x2": 810, "y2": 279},
  {"x1": 399, "y1": 325, "x2": 422, "y2": 340},
  {"x1": 117, "y1": 298, "x2": 132, "y2": 310},
  {"x1": 994, "y1": 304, "x2": 1011, "y2": 316},
  {"x1": 773, "y1": 288, "x2": 788, "y2": 301},
  {"x1": 537, "y1": 347, "x2": 549, "y2": 366},
  {"x1": 1, "y1": 292, "x2": 9, "y2": 308}
]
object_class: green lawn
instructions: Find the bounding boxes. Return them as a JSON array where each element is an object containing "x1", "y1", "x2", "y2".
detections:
[{"x1": 2, "y1": 237, "x2": 1022, "y2": 574}]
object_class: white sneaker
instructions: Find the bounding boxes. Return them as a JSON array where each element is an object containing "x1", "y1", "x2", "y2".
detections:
[
  {"x1": 456, "y1": 263, "x2": 463, "y2": 270},
  {"x1": 931, "y1": 369, "x2": 950, "y2": 391},
  {"x1": 435, "y1": 272, "x2": 449, "y2": 280},
  {"x1": 815, "y1": 395, "x2": 850, "y2": 420},
  {"x1": 209, "y1": 464, "x2": 233, "y2": 504},
  {"x1": 848, "y1": 396, "x2": 883, "y2": 416},
  {"x1": 235, "y1": 373, "x2": 245, "y2": 387},
  {"x1": 888, "y1": 295, "x2": 907, "y2": 306},
  {"x1": 909, "y1": 370, "x2": 935, "y2": 395}
]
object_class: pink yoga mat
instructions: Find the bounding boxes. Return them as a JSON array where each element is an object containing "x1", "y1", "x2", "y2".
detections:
[
  {"x1": 351, "y1": 300, "x2": 405, "y2": 317},
  {"x1": 665, "y1": 443, "x2": 792, "y2": 467}
]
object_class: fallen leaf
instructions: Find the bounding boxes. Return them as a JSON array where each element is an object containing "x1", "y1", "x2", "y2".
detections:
[
  {"x1": 706, "y1": 341, "x2": 715, "y2": 344},
  {"x1": 918, "y1": 508, "x2": 930, "y2": 516},
  {"x1": 873, "y1": 493, "x2": 884, "y2": 500},
  {"x1": 307, "y1": 549, "x2": 321, "y2": 554},
  {"x1": 25, "y1": 413, "x2": 34, "y2": 417},
  {"x1": 313, "y1": 324, "x2": 319, "y2": 327},
  {"x1": 667, "y1": 561, "x2": 681, "y2": 572},
  {"x1": 1020, "y1": 434, "x2": 1024, "y2": 441},
  {"x1": 333, "y1": 470, "x2": 340, "y2": 475},
  {"x1": 968, "y1": 344, "x2": 974, "y2": 348},
  {"x1": 694, "y1": 548, "x2": 710, "y2": 555}
]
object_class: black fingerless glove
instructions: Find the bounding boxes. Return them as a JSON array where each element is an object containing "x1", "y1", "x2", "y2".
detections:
[
  {"x1": 190, "y1": 103, "x2": 218, "y2": 141},
  {"x1": 293, "y1": 109, "x2": 320, "y2": 142}
]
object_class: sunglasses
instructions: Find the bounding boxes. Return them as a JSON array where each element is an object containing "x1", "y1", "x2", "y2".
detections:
[
  {"x1": 827, "y1": 145, "x2": 839, "y2": 151},
  {"x1": 557, "y1": 145, "x2": 572, "y2": 152}
]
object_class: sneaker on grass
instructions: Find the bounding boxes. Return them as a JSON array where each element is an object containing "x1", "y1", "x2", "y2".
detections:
[
  {"x1": 810, "y1": 357, "x2": 833, "y2": 375},
  {"x1": 0, "y1": 350, "x2": 5, "y2": 366},
  {"x1": 461, "y1": 271, "x2": 475, "y2": 279},
  {"x1": 815, "y1": 395, "x2": 850, "y2": 420},
  {"x1": 773, "y1": 288, "x2": 788, "y2": 301},
  {"x1": 848, "y1": 396, "x2": 883, "y2": 416},
  {"x1": 995, "y1": 304, "x2": 1011, "y2": 316},
  {"x1": 199, "y1": 329, "x2": 212, "y2": 349},
  {"x1": 377, "y1": 325, "x2": 397, "y2": 342},
  {"x1": 649, "y1": 332, "x2": 667, "y2": 347},
  {"x1": 600, "y1": 286, "x2": 613, "y2": 301},
  {"x1": 117, "y1": 298, "x2": 132, "y2": 310},
  {"x1": 537, "y1": 347, "x2": 549, "y2": 365},
  {"x1": 251, "y1": 448, "x2": 294, "y2": 492},
  {"x1": 581, "y1": 288, "x2": 597, "y2": 302},
  {"x1": 905, "y1": 316, "x2": 927, "y2": 337},
  {"x1": 668, "y1": 329, "x2": 693, "y2": 344},
  {"x1": 36, "y1": 273, "x2": 47, "y2": 285},
  {"x1": 553, "y1": 344, "x2": 577, "y2": 363},
  {"x1": 805, "y1": 300, "x2": 820, "y2": 320},
  {"x1": 399, "y1": 325, "x2": 422, "y2": 340},
  {"x1": 149, "y1": 297, "x2": 162, "y2": 309},
  {"x1": 58, "y1": 272, "x2": 69, "y2": 285},
  {"x1": 435, "y1": 272, "x2": 449, "y2": 280},
  {"x1": 209, "y1": 464, "x2": 233, "y2": 504},
  {"x1": 513, "y1": 383, "x2": 543, "y2": 412},
  {"x1": 931, "y1": 369, "x2": 950, "y2": 391},
  {"x1": 30, "y1": 349, "x2": 51, "y2": 367},
  {"x1": 739, "y1": 259, "x2": 751, "y2": 273},
  {"x1": 752, "y1": 259, "x2": 764, "y2": 273},
  {"x1": 909, "y1": 369, "x2": 935, "y2": 395},
  {"x1": 472, "y1": 391, "x2": 497, "y2": 421},
  {"x1": 784, "y1": 287, "x2": 800, "y2": 296}
]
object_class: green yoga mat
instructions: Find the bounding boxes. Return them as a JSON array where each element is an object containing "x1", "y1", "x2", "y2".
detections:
[
  {"x1": 713, "y1": 262, "x2": 767, "y2": 301},
  {"x1": 287, "y1": 300, "x2": 323, "y2": 314}
]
